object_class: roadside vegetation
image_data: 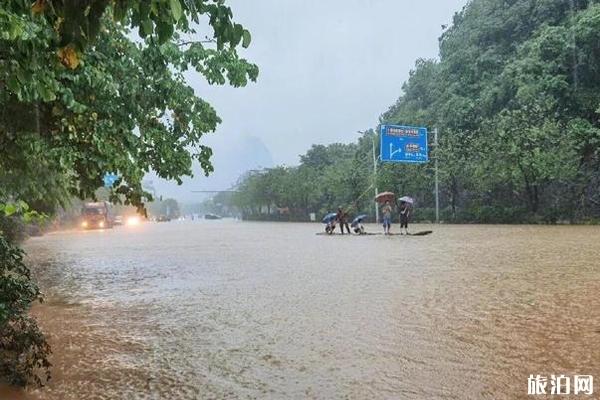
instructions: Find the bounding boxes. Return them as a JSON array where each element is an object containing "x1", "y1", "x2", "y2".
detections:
[
  {"x1": 1, "y1": 0, "x2": 256, "y2": 386},
  {"x1": 231, "y1": 0, "x2": 600, "y2": 224}
]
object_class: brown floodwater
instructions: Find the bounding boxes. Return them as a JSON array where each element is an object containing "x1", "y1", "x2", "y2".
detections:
[{"x1": 2, "y1": 221, "x2": 600, "y2": 399}]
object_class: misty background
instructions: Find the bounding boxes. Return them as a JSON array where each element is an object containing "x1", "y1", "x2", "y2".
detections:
[{"x1": 148, "y1": 0, "x2": 468, "y2": 203}]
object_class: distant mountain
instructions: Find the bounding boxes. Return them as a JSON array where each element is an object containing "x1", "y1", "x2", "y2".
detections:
[
  {"x1": 147, "y1": 135, "x2": 274, "y2": 203},
  {"x1": 214, "y1": 135, "x2": 274, "y2": 183}
]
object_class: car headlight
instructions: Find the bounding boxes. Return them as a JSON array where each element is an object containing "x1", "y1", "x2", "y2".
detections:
[
  {"x1": 81, "y1": 221, "x2": 88, "y2": 228},
  {"x1": 99, "y1": 221, "x2": 105, "y2": 228},
  {"x1": 126, "y1": 216, "x2": 140, "y2": 226}
]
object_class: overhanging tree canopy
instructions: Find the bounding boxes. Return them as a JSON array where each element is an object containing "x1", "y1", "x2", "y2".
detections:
[
  {"x1": 1, "y1": 0, "x2": 258, "y2": 212},
  {"x1": 0, "y1": 0, "x2": 258, "y2": 386}
]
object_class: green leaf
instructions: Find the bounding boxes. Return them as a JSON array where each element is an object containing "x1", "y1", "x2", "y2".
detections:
[
  {"x1": 7, "y1": 75, "x2": 20, "y2": 95},
  {"x1": 17, "y1": 200, "x2": 29, "y2": 211},
  {"x1": 15, "y1": 68, "x2": 25, "y2": 83},
  {"x1": 242, "y1": 29, "x2": 251, "y2": 48},
  {"x1": 170, "y1": 0, "x2": 183, "y2": 22},
  {"x1": 156, "y1": 21, "x2": 174, "y2": 43},
  {"x1": 140, "y1": 19, "x2": 153, "y2": 37},
  {"x1": 40, "y1": 85, "x2": 56, "y2": 102},
  {"x1": 4, "y1": 203, "x2": 17, "y2": 216}
]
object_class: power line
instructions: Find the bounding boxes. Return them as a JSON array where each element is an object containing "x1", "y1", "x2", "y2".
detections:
[{"x1": 190, "y1": 190, "x2": 239, "y2": 193}]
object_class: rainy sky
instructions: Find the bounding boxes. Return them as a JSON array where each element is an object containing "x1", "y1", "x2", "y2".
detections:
[{"x1": 151, "y1": 0, "x2": 469, "y2": 201}]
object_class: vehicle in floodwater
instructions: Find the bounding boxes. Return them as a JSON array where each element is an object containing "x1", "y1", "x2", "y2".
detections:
[
  {"x1": 81, "y1": 202, "x2": 113, "y2": 229},
  {"x1": 204, "y1": 213, "x2": 222, "y2": 220}
]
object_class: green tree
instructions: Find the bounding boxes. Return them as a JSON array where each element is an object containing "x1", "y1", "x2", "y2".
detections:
[
  {"x1": 230, "y1": 0, "x2": 600, "y2": 224},
  {"x1": 1, "y1": 0, "x2": 257, "y2": 386},
  {"x1": 381, "y1": 0, "x2": 600, "y2": 221}
]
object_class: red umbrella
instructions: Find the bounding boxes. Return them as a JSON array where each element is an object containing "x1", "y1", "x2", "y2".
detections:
[{"x1": 375, "y1": 191, "x2": 395, "y2": 204}]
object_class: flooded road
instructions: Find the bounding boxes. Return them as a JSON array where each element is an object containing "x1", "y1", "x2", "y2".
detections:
[{"x1": 5, "y1": 221, "x2": 600, "y2": 399}]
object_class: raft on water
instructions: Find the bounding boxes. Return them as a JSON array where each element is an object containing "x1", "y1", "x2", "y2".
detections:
[
  {"x1": 316, "y1": 230, "x2": 433, "y2": 236},
  {"x1": 406, "y1": 230, "x2": 433, "y2": 236}
]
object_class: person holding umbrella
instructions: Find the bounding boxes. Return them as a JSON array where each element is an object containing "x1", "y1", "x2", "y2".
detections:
[
  {"x1": 376, "y1": 192, "x2": 395, "y2": 235},
  {"x1": 322, "y1": 212, "x2": 337, "y2": 234},
  {"x1": 381, "y1": 200, "x2": 393, "y2": 235},
  {"x1": 398, "y1": 196, "x2": 413, "y2": 235},
  {"x1": 350, "y1": 214, "x2": 367, "y2": 234}
]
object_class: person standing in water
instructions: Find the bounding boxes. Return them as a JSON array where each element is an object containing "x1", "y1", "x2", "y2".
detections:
[
  {"x1": 382, "y1": 201, "x2": 393, "y2": 235},
  {"x1": 336, "y1": 206, "x2": 350, "y2": 235},
  {"x1": 399, "y1": 200, "x2": 410, "y2": 235}
]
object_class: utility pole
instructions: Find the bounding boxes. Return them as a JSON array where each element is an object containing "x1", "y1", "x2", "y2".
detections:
[
  {"x1": 357, "y1": 130, "x2": 379, "y2": 223},
  {"x1": 434, "y1": 128, "x2": 440, "y2": 224}
]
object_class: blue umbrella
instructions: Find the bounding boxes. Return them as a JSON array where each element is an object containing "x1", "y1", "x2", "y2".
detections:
[
  {"x1": 322, "y1": 213, "x2": 337, "y2": 223},
  {"x1": 351, "y1": 214, "x2": 367, "y2": 227}
]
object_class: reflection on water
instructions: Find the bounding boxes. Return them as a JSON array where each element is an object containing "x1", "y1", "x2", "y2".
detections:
[{"x1": 3, "y1": 221, "x2": 600, "y2": 399}]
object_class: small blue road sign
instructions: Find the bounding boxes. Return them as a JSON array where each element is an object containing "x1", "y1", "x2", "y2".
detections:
[
  {"x1": 380, "y1": 124, "x2": 428, "y2": 163},
  {"x1": 103, "y1": 173, "x2": 119, "y2": 188}
]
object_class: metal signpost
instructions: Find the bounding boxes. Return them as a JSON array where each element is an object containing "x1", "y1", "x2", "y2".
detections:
[{"x1": 379, "y1": 124, "x2": 439, "y2": 223}]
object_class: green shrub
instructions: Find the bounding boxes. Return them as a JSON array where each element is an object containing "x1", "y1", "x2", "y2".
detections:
[{"x1": 0, "y1": 225, "x2": 51, "y2": 386}]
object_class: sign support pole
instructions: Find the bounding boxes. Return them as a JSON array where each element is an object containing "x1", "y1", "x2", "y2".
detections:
[
  {"x1": 434, "y1": 128, "x2": 440, "y2": 224},
  {"x1": 372, "y1": 134, "x2": 379, "y2": 223}
]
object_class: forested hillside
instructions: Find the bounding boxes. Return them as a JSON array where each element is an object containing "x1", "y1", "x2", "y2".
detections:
[{"x1": 232, "y1": 0, "x2": 600, "y2": 223}]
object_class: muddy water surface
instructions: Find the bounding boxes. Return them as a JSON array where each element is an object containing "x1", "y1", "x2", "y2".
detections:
[{"x1": 3, "y1": 222, "x2": 600, "y2": 399}]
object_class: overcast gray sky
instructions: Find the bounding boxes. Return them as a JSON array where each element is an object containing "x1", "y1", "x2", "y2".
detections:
[{"x1": 152, "y1": 0, "x2": 468, "y2": 201}]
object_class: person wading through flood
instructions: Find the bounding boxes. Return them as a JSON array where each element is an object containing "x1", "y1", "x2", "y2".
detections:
[
  {"x1": 399, "y1": 200, "x2": 410, "y2": 235},
  {"x1": 336, "y1": 206, "x2": 350, "y2": 235},
  {"x1": 382, "y1": 200, "x2": 393, "y2": 235}
]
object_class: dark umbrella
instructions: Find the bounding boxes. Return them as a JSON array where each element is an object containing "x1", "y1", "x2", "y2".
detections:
[
  {"x1": 351, "y1": 214, "x2": 367, "y2": 227},
  {"x1": 322, "y1": 213, "x2": 338, "y2": 224}
]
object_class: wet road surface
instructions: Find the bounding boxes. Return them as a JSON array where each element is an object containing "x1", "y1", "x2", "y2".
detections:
[{"x1": 3, "y1": 221, "x2": 600, "y2": 399}]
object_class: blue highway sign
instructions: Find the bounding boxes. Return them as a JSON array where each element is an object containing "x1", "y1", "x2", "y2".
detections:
[
  {"x1": 103, "y1": 173, "x2": 119, "y2": 188},
  {"x1": 380, "y1": 124, "x2": 428, "y2": 163}
]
